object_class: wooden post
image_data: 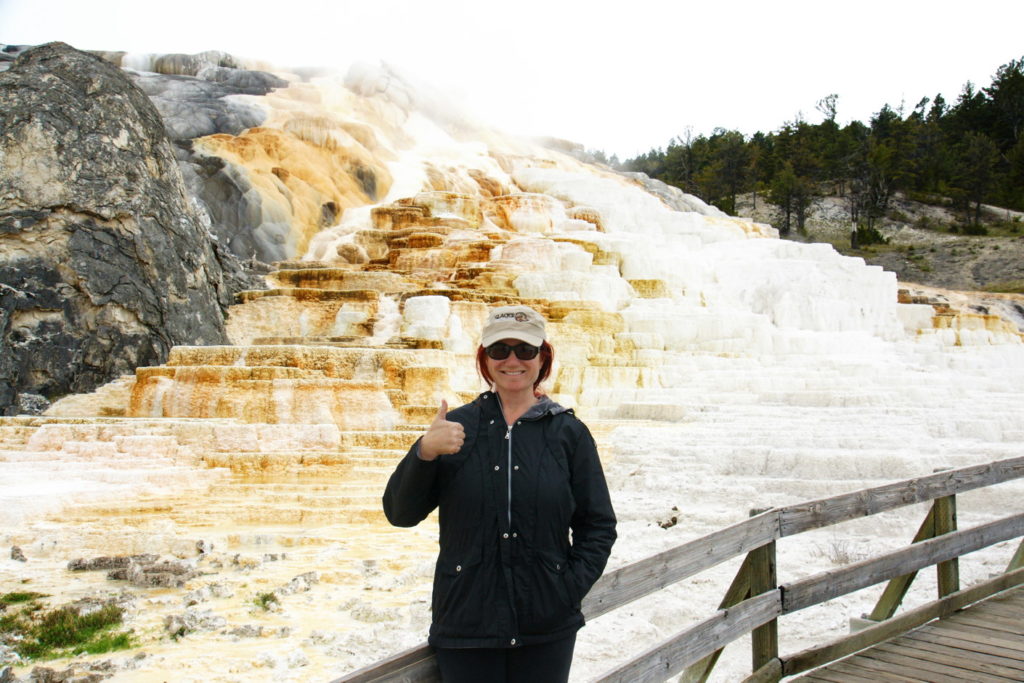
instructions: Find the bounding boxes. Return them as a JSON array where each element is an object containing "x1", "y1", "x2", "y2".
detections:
[
  {"x1": 933, "y1": 494, "x2": 960, "y2": 596},
  {"x1": 749, "y1": 536, "x2": 778, "y2": 674},
  {"x1": 748, "y1": 508, "x2": 779, "y2": 677},
  {"x1": 934, "y1": 494, "x2": 960, "y2": 597}
]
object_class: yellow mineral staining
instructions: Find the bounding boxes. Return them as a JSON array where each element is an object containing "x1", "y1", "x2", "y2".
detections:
[
  {"x1": 403, "y1": 232, "x2": 445, "y2": 249},
  {"x1": 410, "y1": 192, "x2": 483, "y2": 228},
  {"x1": 898, "y1": 285, "x2": 1024, "y2": 344},
  {"x1": 128, "y1": 345, "x2": 463, "y2": 426},
  {"x1": 468, "y1": 168, "x2": 510, "y2": 197},
  {"x1": 372, "y1": 204, "x2": 431, "y2": 231},
  {"x1": 707, "y1": 215, "x2": 778, "y2": 239},
  {"x1": 930, "y1": 311, "x2": 1024, "y2": 345},
  {"x1": 401, "y1": 366, "x2": 451, "y2": 405},
  {"x1": 225, "y1": 295, "x2": 379, "y2": 346},
  {"x1": 44, "y1": 375, "x2": 136, "y2": 417},
  {"x1": 553, "y1": 237, "x2": 622, "y2": 268},
  {"x1": 266, "y1": 269, "x2": 414, "y2": 293},
  {"x1": 195, "y1": 125, "x2": 392, "y2": 255},
  {"x1": 282, "y1": 115, "x2": 381, "y2": 155},
  {"x1": 628, "y1": 279, "x2": 672, "y2": 299},
  {"x1": 489, "y1": 193, "x2": 566, "y2": 233},
  {"x1": 568, "y1": 206, "x2": 604, "y2": 232},
  {"x1": 545, "y1": 300, "x2": 603, "y2": 322},
  {"x1": 421, "y1": 162, "x2": 494, "y2": 195}
]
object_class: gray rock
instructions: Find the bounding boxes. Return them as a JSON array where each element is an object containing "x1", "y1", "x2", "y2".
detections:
[
  {"x1": 277, "y1": 571, "x2": 318, "y2": 596},
  {"x1": 183, "y1": 587, "x2": 210, "y2": 606},
  {"x1": 0, "y1": 42, "x2": 239, "y2": 415},
  {"x1": 10, "y1": 546, "x2": 26, "y2": 562},
  {"x1": 25, "y1": 667, "x2": 71, "y2": 683},
  {"x1": 0, "y1": 44, "x2": 30, "y2": 71},
  {"x1": 164, "y1": 609, "x2": 226, "y2": 637},
  {"x1": 67, "y1": 554, "x2": 158, "y2": 572},
  {"x1": 1, "y1": 655, "x2": 19, "y2": 672},
  {"x1": 228, "y1": 624, "x2": 263, "y2": 638},
  {"x1": 14, "y1": 393, "x2": 48, "y2": 415},
  {"x1": 118, "y1": 559, "x2": 196, "y2": 588},
  {"x1": 125, "y1": 67, "x2": 283, "y2": 141},
  {"x1": 26, "y1": 667, "x2": 106, "y2": 683}
]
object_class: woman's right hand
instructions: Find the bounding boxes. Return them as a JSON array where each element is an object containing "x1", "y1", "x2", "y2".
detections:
[{"x1": 418, "y1": 400, "x2": 465, "y2": 461}]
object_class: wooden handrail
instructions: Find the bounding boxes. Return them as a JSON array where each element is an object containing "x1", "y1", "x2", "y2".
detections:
[
  {"x1": 582, "y1": 510, "x2": 780, "y2": 619},
  {"x1": 337, "y1": 646, "x2": 437, "y2": 683},
  {"x1": 594, "y1": 591, "x2": 783, "y2": 683},
  {"x1": 780, "y1": 512, "x2": 1024, "y2": 612},
  {"x1": 775, "y1": 455, "x2": 1024, "y2": 536},
  {"x1": 332, "y1": 455, "x2": 1024, "y2": 682}
]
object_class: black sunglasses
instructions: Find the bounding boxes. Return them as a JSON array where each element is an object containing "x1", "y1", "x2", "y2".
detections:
[{"x1": 485, "y1": 342, "x2": 540, "y2": 361}]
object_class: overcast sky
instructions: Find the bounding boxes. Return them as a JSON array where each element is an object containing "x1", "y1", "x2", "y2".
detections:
[{"x1": 2, "y1": 0, "x2": 1022, "y2": 159}]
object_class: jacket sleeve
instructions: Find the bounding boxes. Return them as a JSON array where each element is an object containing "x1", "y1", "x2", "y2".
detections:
[
  {"x1": 382, "y1": 438, "x2": 440, "y2": 527},
  {"x1": 566, "y1": 422, "x2": 617, "y2": 604}
]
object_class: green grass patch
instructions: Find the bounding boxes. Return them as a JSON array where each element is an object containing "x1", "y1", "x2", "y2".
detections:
[
  {"x1": 0, "y1": 591, "x2": 48, "y2": 606},
  {"x1": 254, "y1": 591, "x2": 279, "y2": 611},
  {"x1": 981, "y1": 280, "x2": 1024, "y2": 294},
  {"x1": 0, "y1": 600, "x2": 134, "y2": 660}
]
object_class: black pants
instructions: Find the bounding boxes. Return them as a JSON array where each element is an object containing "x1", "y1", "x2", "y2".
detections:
[{"x1": 434, "y1": 633, "x2": 577, "y2": 683}]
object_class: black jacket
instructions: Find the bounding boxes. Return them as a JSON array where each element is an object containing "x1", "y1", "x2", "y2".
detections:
[{"x1": 383, "y1": 391, "x2": 617, "y2": 648}]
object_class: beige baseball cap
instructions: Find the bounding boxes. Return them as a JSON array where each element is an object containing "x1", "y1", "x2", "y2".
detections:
[{"x1": 481, "y1": 305, "x2": 546, "y2": 347}]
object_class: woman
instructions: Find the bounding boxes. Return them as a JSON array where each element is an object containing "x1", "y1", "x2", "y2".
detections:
[{"x1": 383, "y1": 304, "x2": 617, "y2": 683}]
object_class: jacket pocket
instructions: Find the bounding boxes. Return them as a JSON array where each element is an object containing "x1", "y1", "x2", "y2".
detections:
[
  {"x1": 431, "y1": 548, "x2": 484, "y2": 633},
  {"x1": 520, "y1": 550, "x2": 576, "y2": 634}
]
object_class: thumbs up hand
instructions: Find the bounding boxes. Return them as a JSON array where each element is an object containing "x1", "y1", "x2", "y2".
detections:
[{"x1": 418, "y1": 400, "x2": 465, "y2": 461}]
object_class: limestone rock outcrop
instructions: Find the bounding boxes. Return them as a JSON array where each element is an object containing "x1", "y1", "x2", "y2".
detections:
[
  {"x1": 127, "y1": 65, "x2": 285, "y2": 141},
  {"x1": 0, "y1": 43, "x2": 242, "y2": 414}
]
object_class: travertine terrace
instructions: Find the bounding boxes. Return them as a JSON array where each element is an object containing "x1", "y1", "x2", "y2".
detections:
[{"x1": 2, "y1": 58, "x2": 1024, "y2": 682}]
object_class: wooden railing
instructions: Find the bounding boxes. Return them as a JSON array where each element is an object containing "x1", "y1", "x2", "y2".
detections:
[{"x1": 335, "y1": 456, "x2": 1024, "y2": 682}]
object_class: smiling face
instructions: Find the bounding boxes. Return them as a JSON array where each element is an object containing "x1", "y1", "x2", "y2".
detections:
[{"x1": 484, "y1": 337, "x2": 542, "y2": 398}]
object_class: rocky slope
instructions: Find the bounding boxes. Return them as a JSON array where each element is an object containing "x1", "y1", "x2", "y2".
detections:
[{"x1": 0, "y1": 43, "x2": 262, "y2": 415}]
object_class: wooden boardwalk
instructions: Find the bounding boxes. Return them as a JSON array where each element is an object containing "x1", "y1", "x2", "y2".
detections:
[{"x1": 797, "y1": 586, "x2": 1024, "y2": 682}]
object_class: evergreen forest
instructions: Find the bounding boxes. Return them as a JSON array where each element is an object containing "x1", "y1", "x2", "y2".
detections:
[{"x1": 618, "y1": 57, "x2": 1024, "y2": 242}]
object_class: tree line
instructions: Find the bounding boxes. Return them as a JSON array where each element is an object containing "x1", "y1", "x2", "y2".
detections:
[{"x1": 615, "y1": 56, "x2": 1024, "y2": 241}]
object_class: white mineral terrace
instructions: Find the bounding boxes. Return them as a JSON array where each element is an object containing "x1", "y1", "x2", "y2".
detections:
[{"x1": 3, "y1": 68, "x2": 1024, "y2": 682}]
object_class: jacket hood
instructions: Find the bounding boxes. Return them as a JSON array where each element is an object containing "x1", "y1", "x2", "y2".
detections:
[
  {"x1": 528, "y1": 394, "x2": 571, "y2": 419},
  {"x1": 485, "y1": 392, "x2": 571, "y2": 421}
]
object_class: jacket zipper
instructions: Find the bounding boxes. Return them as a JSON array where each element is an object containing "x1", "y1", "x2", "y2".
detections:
[{"x1": 505, "y1": 424, "x2": 513, "y2": 525}]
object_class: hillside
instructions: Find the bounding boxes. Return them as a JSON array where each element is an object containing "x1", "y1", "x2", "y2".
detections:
[
  {"x1": 735, "y1": 192, "x2": 1024, "y2": 328},
  {"x1": 736, "y1": 193, "x2": 1024, "y2": 291}
]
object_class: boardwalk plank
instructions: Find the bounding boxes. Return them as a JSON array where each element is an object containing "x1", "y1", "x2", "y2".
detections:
[
  {"x1": 799, "y1": 669, "x2": 876, "y2": 683},
  {"x1": 881, "y1": 636, "x2": 1024, "y2": 677},
  {"x1": 903, "y1": 629, "x2": 1024, "y2": 664},
  {"x1": 901, "y1": 626, "x2": 1024, "y2": 671},
  {"x1": 856, "y1": 648, "x2": 987, "y2": 682},
  {"x1": 864, "y1": 644, "x2": 1016, "y2": 682},
  {"x1": 979, "y1": 602, "x2": 1024, "y2": 621},
  {"x1": 825, "y1": 657, "x2": 923, "y2": 682},
  {"x1": 951, "y1": 611, "x2": 1024, "y2": 635},
  {"x1": 793, "y1": 588, "x2": 1024, "y2": 682},
  {"x1": 927, "y1": 621, "x2": 1024, "y2": 655}
]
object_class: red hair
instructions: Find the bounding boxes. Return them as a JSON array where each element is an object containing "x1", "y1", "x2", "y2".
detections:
[{"x1": 477, "y1": 341, "x2": 554, "y2": 394}]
